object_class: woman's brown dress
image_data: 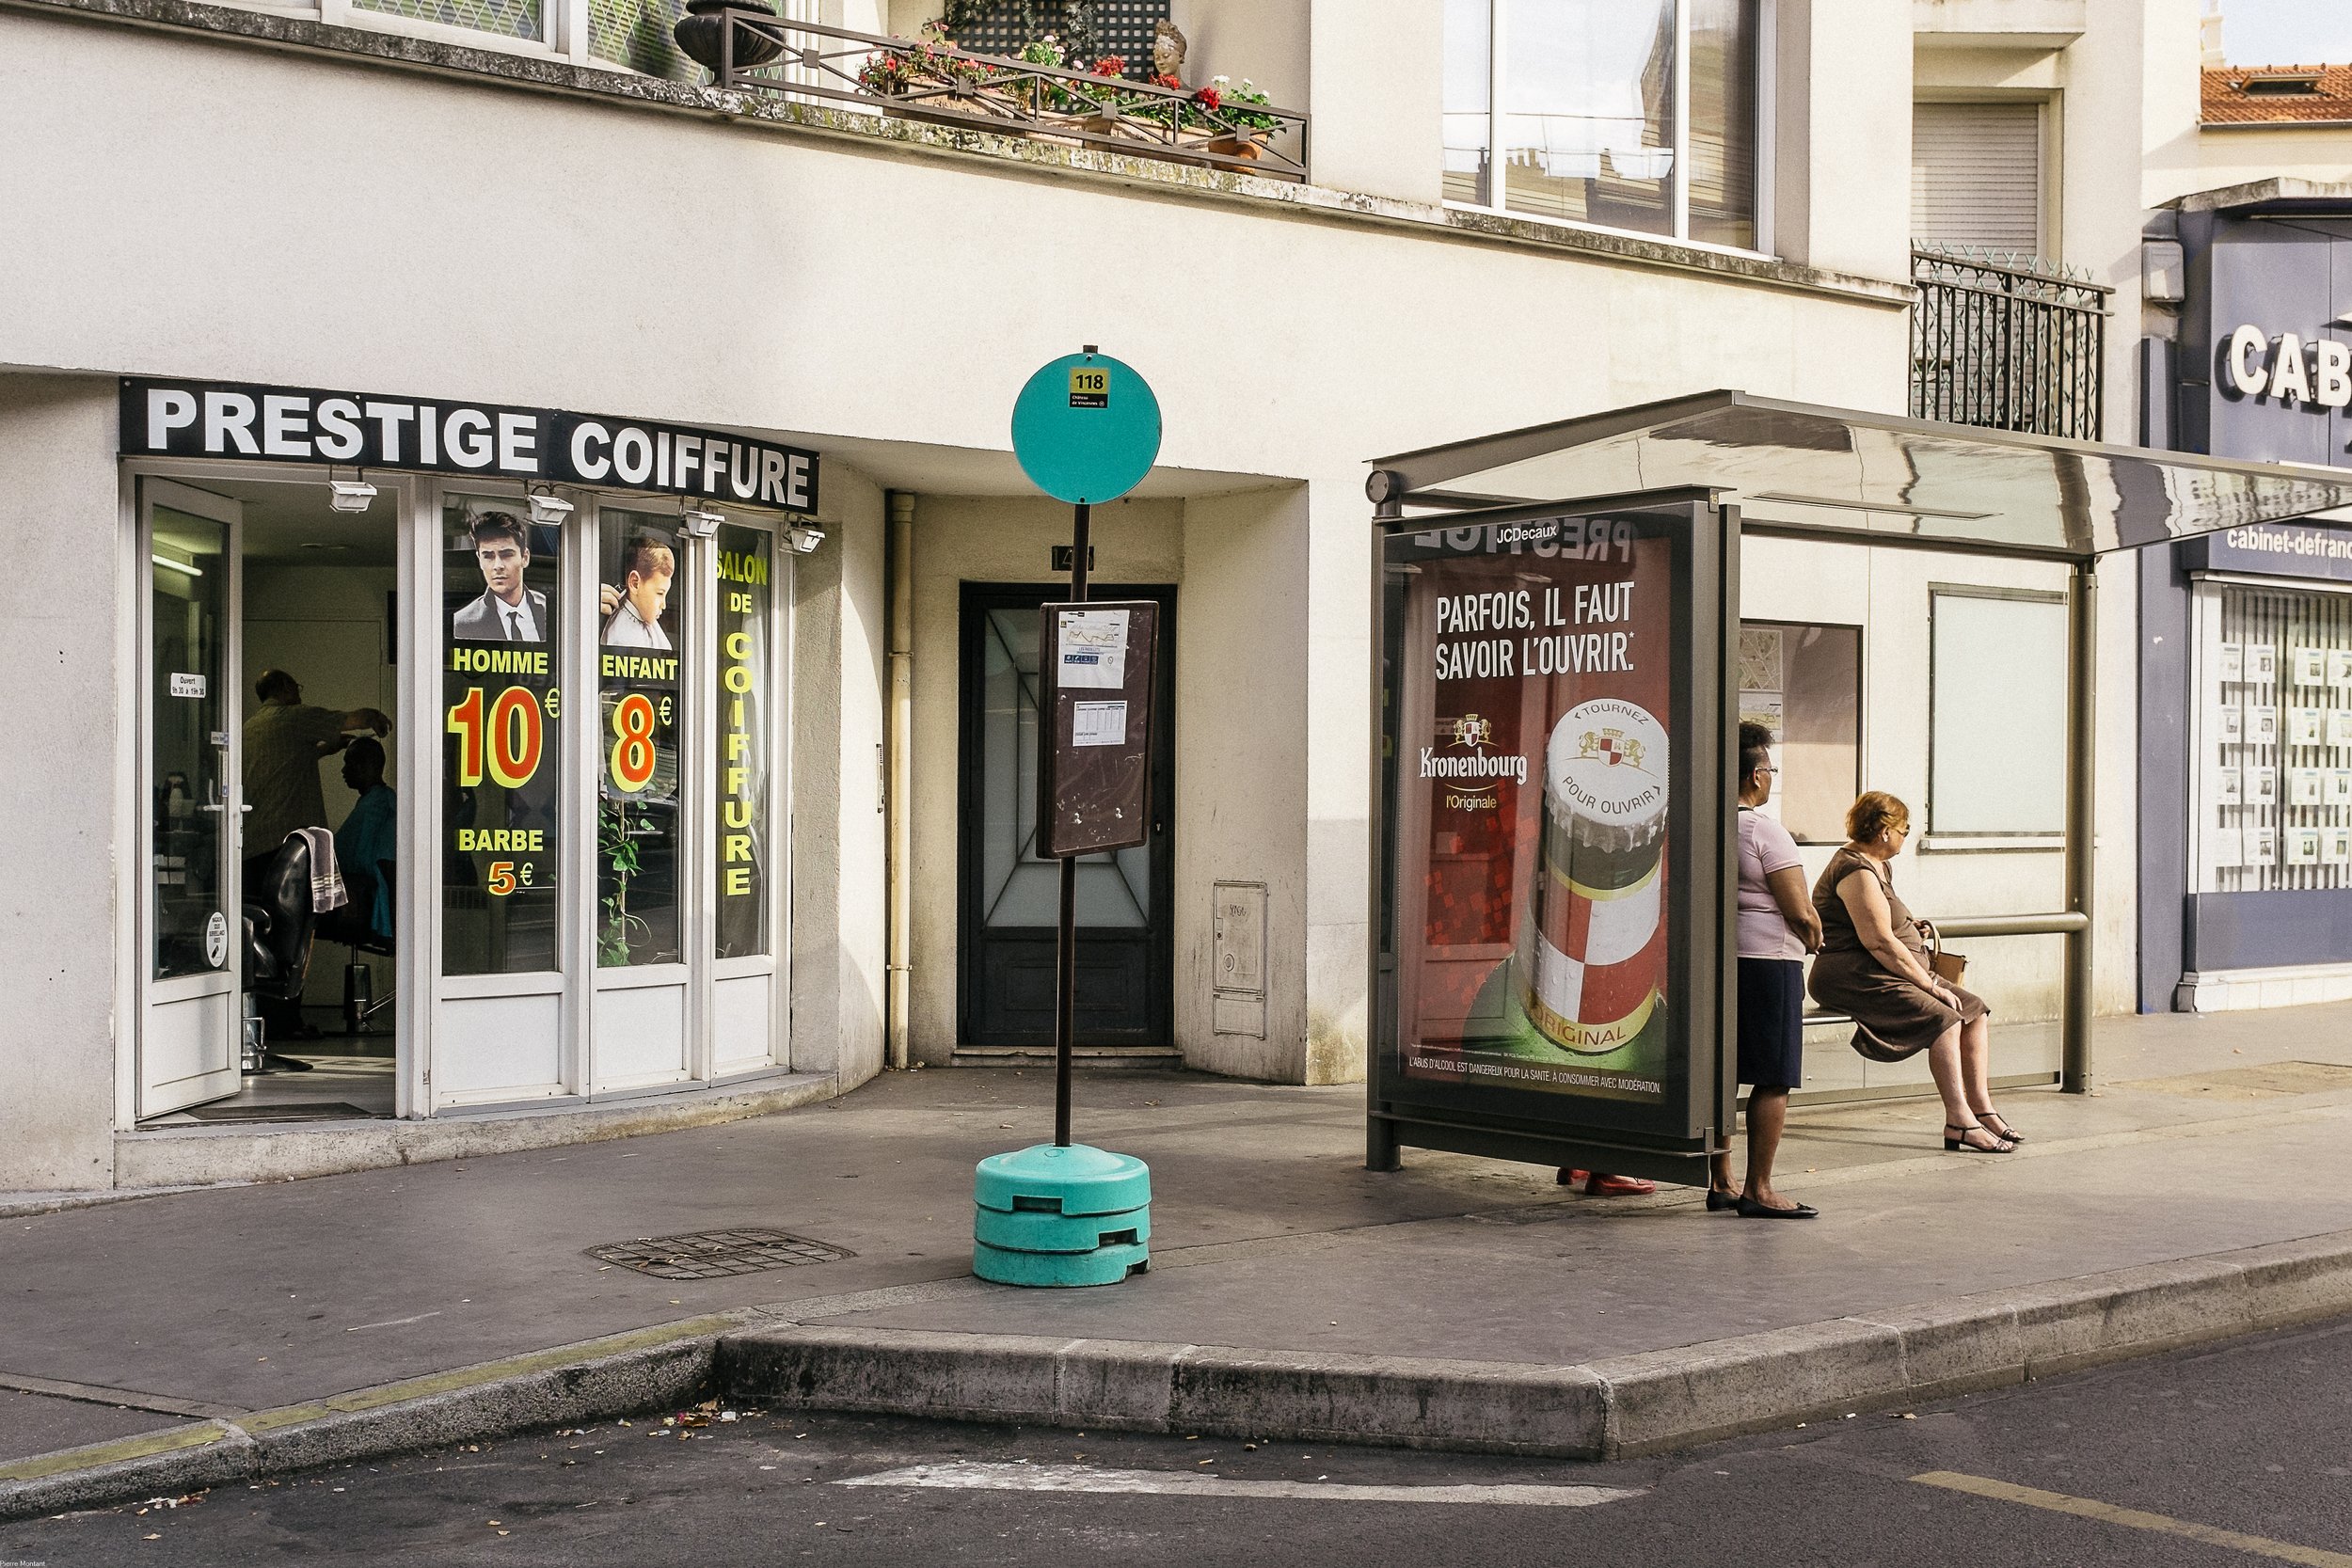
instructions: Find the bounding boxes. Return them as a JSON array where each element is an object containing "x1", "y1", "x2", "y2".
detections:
[{"x1": 1807, "y1": 847, "x2": 1989, "y2": 1053}]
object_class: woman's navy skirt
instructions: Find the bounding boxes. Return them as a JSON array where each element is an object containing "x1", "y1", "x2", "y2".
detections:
[{"x1": 1736, "y1": 957, "x2": 1806, "y2": 1090}]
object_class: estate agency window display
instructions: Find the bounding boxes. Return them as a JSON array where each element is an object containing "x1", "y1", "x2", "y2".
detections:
[{"x1": 2192, "y1": 580, "x2": 2352, "y2": 891}]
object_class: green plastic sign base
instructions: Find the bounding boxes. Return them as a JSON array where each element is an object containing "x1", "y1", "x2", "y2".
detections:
[
  {"x1": 1009, "y1": 350, "x2": 1163, "y2": 505},
  {"x1": 972, "y1": 1143, "x2": 1152, "y2": 1289}
]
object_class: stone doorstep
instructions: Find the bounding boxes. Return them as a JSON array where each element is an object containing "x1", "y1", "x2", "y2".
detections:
[{"x1": 7, "y1": 1229, "x2": 2352, "y2": 1520}]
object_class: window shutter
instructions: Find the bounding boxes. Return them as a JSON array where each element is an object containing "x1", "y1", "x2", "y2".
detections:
[{"x1": 1911, "y1": 102, "x2": 2042, "y2": 254}]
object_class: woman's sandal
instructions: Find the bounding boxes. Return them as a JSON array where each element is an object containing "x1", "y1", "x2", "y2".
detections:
[
  {"x1": 1973, "y1": 1111, "x2": 2024, "y2": 1144},
  {"x1": 1944, "y1": 1122, "x2": 2016, "y2": 1153}
]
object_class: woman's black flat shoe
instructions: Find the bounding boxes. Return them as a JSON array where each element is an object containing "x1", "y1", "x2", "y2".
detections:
[
  {"x1": 1944, "y1": 1122, "x2": 2016, "y2": 1153},
  {"x1": 1737, "y1": 1196, "x2": 1818, "y2": 1219},
  {"x1": 1705, "y1": 1187, "x2": 1742, "y2": 1212}
]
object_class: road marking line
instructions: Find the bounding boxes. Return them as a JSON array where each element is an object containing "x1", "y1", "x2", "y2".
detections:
[
  {"x1": 838, "y1": 1462, "x2": 1639, "y2": 1507},
  {"x1": 1914, "y1": 1471, "x2": 2352, "y2": 1567}
]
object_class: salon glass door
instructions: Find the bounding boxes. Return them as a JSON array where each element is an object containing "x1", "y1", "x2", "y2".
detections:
[
  {"x1": 139, "y1": 479, "x2": 245, "y2": 1118},
  {"x1": 589, "y1": 503, "x2": 694, "y2": 1093}
]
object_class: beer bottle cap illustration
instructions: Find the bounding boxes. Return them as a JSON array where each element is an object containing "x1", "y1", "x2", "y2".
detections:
[{"x1": 1547, "y1": 698, "x2": 1670, "y2": 862}]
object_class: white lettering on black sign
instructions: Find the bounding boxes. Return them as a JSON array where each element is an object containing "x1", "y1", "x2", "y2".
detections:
[{"x1": 121, "y1": 378, "x2": 819, "y2": 513}]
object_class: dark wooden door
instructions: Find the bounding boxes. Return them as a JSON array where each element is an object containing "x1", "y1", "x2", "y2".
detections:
[{"x1": 959, "y1": 583, "x2": 1174, "y2": 1046}]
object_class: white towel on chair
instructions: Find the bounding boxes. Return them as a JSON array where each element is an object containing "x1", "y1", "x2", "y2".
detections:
[{"x1": 294, "y1": 826, "x2": 347, "y2": 912}]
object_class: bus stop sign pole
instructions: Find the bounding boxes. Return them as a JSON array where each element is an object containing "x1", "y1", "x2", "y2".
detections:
[{"x1": 972, "y1": 345, "x2": 1162, "y2": 1288}]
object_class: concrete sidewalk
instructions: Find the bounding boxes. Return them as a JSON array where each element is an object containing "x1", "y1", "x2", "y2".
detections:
[{"x1": 5, "y1": 1004, "x2": 2352, "y2": 1513}]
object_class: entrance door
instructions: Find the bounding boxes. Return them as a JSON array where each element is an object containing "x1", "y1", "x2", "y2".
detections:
[
  {"x1": 959, "y1": 584, "x2": 1174, "y2": 1046},
  {"x1": 140, "y1": 479, "x2": 244, "y2": 1117}
]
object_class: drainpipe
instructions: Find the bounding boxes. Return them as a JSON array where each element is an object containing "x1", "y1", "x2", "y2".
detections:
[{"x1": 885, "y1": 490, "x2": 915, "y2": 1070}]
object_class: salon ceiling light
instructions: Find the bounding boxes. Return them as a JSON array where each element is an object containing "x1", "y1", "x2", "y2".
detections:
[
  {"x1": 328, "y1": 479, "x2": 378, "y2": 513},
  {"x1": 151, "y1": 553, "x2": 203, "y2": 578},
  {"x1": 678, "y1": 508, "x2": 725, "y2": 539},
  {"x1": 786, "y1": 524, "x2": 824, "y2": 555},
  {"x1": 528, "y1": 491, "x2": 576, "y2": 526}
]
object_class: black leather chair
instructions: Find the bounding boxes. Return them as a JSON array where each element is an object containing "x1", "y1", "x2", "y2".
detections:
[{"x1": 242, "y1": 834, "x2": 319, "y2": 1071}]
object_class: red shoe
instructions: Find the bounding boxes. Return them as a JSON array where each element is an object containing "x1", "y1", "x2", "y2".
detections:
[{"x1": 1583, "y1": 1173, "x2": 1657, "y2": 1197}]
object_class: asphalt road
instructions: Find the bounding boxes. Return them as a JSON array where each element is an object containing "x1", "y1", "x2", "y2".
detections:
[{"x1": 7, "y1": 1314, "x2": 2350, "y2": 1568}]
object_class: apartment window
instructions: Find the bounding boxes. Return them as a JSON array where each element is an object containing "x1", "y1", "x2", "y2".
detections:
[
  {"x1": 1444, "y1": 0, "x2": 1766, "y2": 251},
  {"x1": 1928, "y1": 588, "x2": 2067, "y2": 839}
]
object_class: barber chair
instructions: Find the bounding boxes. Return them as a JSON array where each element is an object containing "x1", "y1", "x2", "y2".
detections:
[{"x1": 242, "y1": 834, "x2": 319, "y2": 1073}]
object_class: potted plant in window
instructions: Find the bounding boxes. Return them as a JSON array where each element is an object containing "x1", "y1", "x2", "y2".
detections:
[{"x1": 1196, "y1": 76, "x2": 1279, "y2": 162}]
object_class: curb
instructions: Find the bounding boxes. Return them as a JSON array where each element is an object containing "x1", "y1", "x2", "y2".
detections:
[
  {"x1": 6, "y1": 1228, "x2": 2348, "y2": 1518},
  {"x1": 0, "y1": 1314, "x2": 742, "y2": 1522},
  {"x1": 718, "y1": 1227, "x2": 2352, "y2": 1460}
]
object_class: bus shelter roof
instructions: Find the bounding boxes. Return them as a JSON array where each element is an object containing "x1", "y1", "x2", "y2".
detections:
[{"x1": 1369, "y1": 390, "x2": 2352, "y2": 561}]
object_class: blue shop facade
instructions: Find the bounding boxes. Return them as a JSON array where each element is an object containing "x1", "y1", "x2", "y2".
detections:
[{"x1": 2143, "y1": 186, "x2": 2352, "y2": 1010}]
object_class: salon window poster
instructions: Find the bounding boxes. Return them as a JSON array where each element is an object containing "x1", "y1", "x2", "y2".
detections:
[
  {"x1": 441, "y1": 496, "x2": 564, "y2": 976},
  {"x1": 1382, "y1": 509, "x2": 1698, "y2": 1137}
]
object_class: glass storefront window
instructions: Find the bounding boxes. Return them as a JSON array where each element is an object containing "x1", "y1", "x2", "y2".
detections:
[
  {"x1": 151, "y1": 506, "x2": 230, "y2": 981},
  {"x1": 1447, "y1": 0, "x2": 1763, "y2": 250},
  {"x1": 714, "y1": 524, "x2": 774, "y2": 959},
  {"x1": 441, "y1": 496, "x2": 564, "y2": 975},
  {"x1": 1738, "y1": 620, "x2": 1859, "y2": 843},
  {"x1": 2194, "y1": 582, "x2": 2352, "y2": 893},
  {"x1": 597, "y1": 511, "x2": 684, "y2": 968}
]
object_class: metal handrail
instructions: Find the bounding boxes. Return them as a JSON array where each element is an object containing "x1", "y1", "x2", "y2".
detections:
[{"x1": 710, "y1": 12, "x2": 1311, "y2": 183}]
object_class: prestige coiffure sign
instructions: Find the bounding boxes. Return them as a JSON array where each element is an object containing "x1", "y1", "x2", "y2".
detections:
[{"x1": 119, "y1": 378, "x2": 819, "y2": 513}]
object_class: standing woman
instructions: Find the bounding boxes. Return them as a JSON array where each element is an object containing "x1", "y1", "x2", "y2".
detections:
[
  {"x1": 1808, "y1": 792, "x2": 2017, "y2": 1153},
  {"x1": 1718, "y1": 722, "x2": 1824, "y2": 1218}
]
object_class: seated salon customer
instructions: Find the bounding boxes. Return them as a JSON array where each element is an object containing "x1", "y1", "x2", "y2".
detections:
[
  {"x1": 1714, "y1": 722, "x2": 1824, "y2": 1218},
  {"x1": 1808, "y1": 792, "x2": 2019, "y2": 1153}
]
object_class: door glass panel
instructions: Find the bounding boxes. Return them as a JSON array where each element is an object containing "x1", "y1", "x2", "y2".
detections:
[
  {"x1": 151, "y1": 506, "x2": 230, "y2": 981},
  {"x1": 715, "y1": 523, "x2": 773, "y2": 959},
  {"x1": 978, "y1": 607, "x2": 1148, "y2": 930},
  {"x1": 596, "y1": 510, "x2": 684, "y2": 967},
  {"x1": 441, "y1": 496, "x2": 564, "y2": 975}
]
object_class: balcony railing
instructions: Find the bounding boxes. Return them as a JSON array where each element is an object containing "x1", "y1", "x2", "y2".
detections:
[
  {"x1": 1910, "y1": 246, "x2": 2112, "y2": 441},
  {"x1": 703, "y1": 12, "x2": 1311, "y2": 183}
]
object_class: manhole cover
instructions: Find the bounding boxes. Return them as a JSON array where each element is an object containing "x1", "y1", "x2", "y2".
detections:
[{"x1": 587, "y1": 1228, "x2": 854, "y2": 1279}]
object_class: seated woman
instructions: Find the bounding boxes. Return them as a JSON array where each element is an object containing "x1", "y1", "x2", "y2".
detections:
[{"x1": 1808, "y1": 791, "x2": 2019, "y2": 1154}]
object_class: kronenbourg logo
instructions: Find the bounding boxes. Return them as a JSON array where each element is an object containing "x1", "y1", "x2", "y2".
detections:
[{"x1": 1421, "y1": 713, "x2": 1528, "y2": 791}]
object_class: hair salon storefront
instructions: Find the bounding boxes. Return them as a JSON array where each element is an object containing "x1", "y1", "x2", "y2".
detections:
[
  {"x1": 2145, "y1": 189, "x2": 2352, "y2": 1010},
  {"x1": 117, "y1": 376, "x2": 824, "y2": 1150}
]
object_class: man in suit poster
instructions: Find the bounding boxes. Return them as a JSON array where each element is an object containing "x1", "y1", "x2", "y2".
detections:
[{"x1": 451, "y1": 512, "x2": 548, "y2": 643}]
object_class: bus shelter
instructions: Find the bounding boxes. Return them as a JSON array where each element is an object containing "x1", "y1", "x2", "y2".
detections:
[{"x1": 1363, "y1": 390, "x2": 2352, "y2": 1185}]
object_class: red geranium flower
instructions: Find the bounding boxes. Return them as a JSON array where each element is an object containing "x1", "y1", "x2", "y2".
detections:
[{"x1": 1193, "y1": 85, "x2": 1221, "y2": 109}]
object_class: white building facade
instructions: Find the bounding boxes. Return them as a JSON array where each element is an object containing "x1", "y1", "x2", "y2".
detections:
[{"x1": 0, "y1": 0, "x2": 2223, "y2": 1193}]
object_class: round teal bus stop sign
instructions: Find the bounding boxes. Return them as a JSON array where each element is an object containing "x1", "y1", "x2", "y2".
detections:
[{"x1": 1010, "y1": 350, "x2": 1162, "y2": 504}]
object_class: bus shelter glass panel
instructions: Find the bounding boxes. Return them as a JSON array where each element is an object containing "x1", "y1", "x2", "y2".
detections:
[
  {"x1": 1376, "y1": 503, "x2": 1728, "y2": 1158},
  {"x1": 715, "y1": 523, "x2": 774, "y2": 959},
  {"x1": 596, "y1": 512, "x2": 684, "y2": 968},
  {"x1": 441, "y1": 497, "x2": 564, "y2": 975},
  {"x1": 151, "y1": 506, "x2": 231, "y2": 980}
]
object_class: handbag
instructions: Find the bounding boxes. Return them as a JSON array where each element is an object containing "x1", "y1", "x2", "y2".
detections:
[{"x1": 1927, "y1": 924, "x2": 1967, "y2": 986}]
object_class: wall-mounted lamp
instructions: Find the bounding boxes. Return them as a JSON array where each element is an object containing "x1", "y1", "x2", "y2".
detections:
[
  {"x1": 527, "y1": 489, "x2": 576, "y2": 527},
  {"x1": 678, "y1": 508, "x2": 725, "y2": 539},
  {"x1": 786, "y1": 523, "x2": 825, "y2": 555},
  {"x1": 328, "y1": 476, "x2": 378, "y2": 514}
]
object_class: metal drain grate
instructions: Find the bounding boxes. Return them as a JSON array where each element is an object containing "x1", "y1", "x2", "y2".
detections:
[{"x1": 587, "y1": 1228, "x2": 854, "y2": 1279}]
